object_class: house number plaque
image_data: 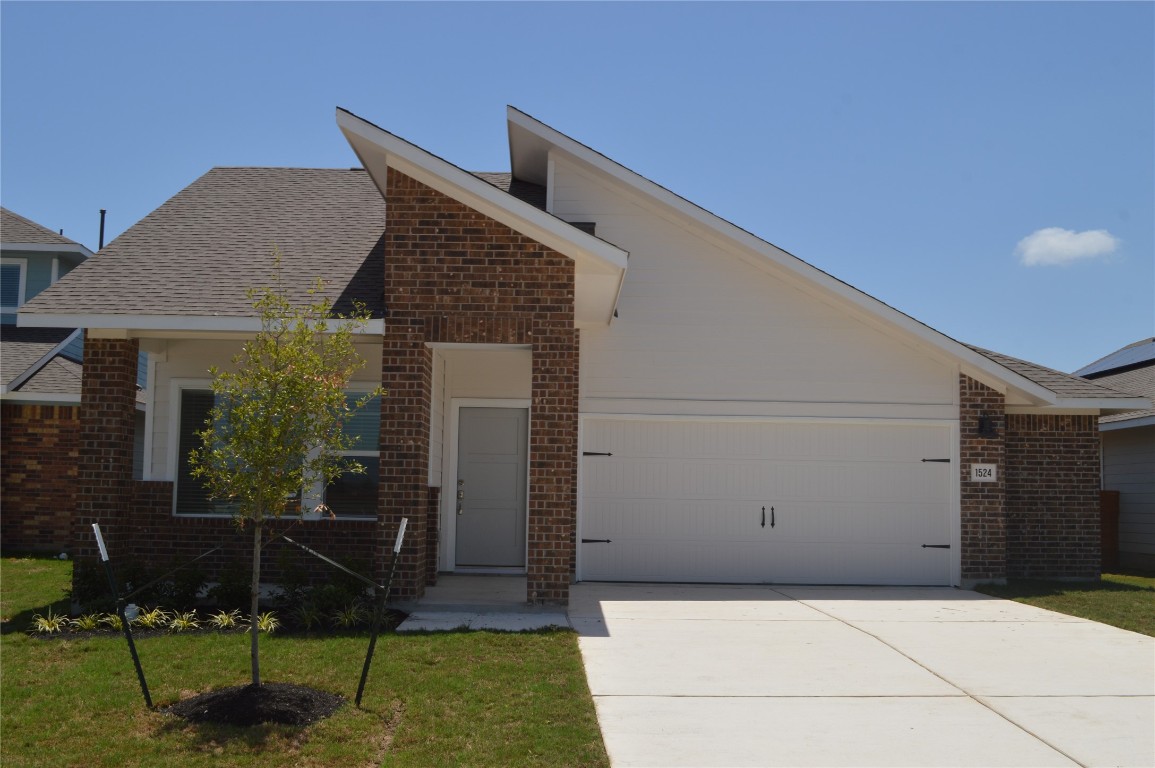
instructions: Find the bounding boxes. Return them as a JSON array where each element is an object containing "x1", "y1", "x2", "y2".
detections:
[{"x1": 970, "y1": 464, "x2": 998, "y2": 482}]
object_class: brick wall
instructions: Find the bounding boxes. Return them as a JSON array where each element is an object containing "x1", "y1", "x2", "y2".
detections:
[
  {"x1": 1005, "y1": 413, "x2": 1100, "y2": 579},
  {"x1": 126, "y1": 481, "x2": 380, "y2": 589},
  {"x1": 383, "y1": 168, "x2": 578, "y2": 604},
  {"x1": 959, "y1": 375, "x2": 1007, "y2": 582},
  {"x1": 0, "y1": 403, "x2": 79, "y2": 552},
  {"x1": 74, "y1": 336, "x2": 140, "y2": 566}
]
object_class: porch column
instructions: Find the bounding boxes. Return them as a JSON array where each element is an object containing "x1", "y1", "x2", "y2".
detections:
[
  {"x1": 379, "y1": 319, "x2": 432, "y2": 599},
  {"x1": 74, "y1": 335, "x2": 140, "y2": 565},
  {"x1": 527, "y1": 325, "x2": 579, "y2": 605}
]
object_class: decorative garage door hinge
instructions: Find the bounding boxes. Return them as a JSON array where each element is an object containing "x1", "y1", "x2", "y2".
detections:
[
  {"x1": 920, "y1": 458, "x2": 951, "y2": 463},
  {"x1": 583, "y1": 451, "x2": 613, "y2": 457},
  {"x1": 921, "y1": 544, "x2": 951, "y2": 549},
  {"x1": 581, "y1": 538, "x2": 612, "y2": 544}
]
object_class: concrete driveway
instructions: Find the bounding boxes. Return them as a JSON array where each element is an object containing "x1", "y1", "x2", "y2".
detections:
[{"x1": 569, "y1": 583, "x2": 1154, "y2": 768}]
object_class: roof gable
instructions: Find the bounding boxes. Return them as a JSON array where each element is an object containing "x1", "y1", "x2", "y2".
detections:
[
  {"x1": 506, "y1": 106, "x2": 1147, "y2": 412},
  {"x1": 336, "y1": 107, "x2": 628, "y2": 327}
]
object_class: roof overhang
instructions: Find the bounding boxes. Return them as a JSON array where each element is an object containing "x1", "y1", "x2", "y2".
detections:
[
  {"x1": 1101, "y1": 413, "x2": 1155, "y2": 431},
  {"x1": 17, "y1": 314, "x2": 385, "y2": 337},
  {"x1": 337, "y1": 108, "x2": 628, "y2": 328},
  {"x1": 1, "y1": 242, "x2": 93, "y2": 259}
]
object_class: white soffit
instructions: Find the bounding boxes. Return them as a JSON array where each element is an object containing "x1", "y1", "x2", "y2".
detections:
[{"x1": 336, "y1": 108, "x2": 628, "y2": 327}]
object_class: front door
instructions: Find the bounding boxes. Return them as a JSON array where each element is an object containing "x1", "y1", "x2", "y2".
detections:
[{"x1": 455, "y1": 407, "x2": 528, "y2": 568}]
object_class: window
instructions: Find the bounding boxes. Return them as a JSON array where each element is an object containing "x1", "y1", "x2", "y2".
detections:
[
  {"x1": 173, "y1": 388, "x2": 380, "y2": 519},
  {"x1": 174, "y1": 389, "x2": 231, "y2": 516},
  {"x1": 310, "y1": 393, "x2": 381, "y2": 519},
  {"x1": 1, "y1": 259, "x2": 27, "y2": 316}
]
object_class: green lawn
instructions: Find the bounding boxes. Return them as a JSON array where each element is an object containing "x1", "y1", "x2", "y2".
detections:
[
  {"x1": 975, "y1": 571, "x2": 1155, "y2": 637},
  {"x1": 0, "y1": 555, "x2": 608, "y2": 768}
]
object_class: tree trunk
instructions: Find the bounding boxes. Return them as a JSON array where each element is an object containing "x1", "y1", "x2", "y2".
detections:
[{"x1": 250, "y1": 517, "x2": 262, "y2": 687}]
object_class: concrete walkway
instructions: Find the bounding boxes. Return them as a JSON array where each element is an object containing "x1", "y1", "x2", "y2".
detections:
[{"x1": 569, "y1": 583, "x2": 1155, "y2": 768}]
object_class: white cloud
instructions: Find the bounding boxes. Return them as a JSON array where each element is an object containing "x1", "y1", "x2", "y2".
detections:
[{"x1": 1016, "y1": 227, "x2": 1119, "y2": 267}]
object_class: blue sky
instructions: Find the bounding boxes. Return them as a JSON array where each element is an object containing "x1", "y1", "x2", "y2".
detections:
[{"x1": 2, "y1": 1, "x2": 1151, "y2": 373}]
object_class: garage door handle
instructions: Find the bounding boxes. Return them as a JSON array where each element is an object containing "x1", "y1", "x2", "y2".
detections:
[{"x1": 762, "y1": 506, "x2": 775, "y2": 529}]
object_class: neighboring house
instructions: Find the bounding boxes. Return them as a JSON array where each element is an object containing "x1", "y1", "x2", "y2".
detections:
[
  {"x1": 1077, "y1": 339, "x2": 1155, "y2": 571},
  {"x1": 1, "y1": 207, "x2": 91, "y2": 551},
  {"x1": 18, "y1": 108, "x2": 1149, "y2": 605}
]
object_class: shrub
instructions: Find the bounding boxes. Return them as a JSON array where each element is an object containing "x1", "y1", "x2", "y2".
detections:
[
  {"x1": 132, "y1": 607, "x2": 171, "y2": 630},
  {"x1": 207, "y1": 608, "x2": 243, "y2": 630},
  {"x1": 28, "y1": 609, "x2": 69, "y2": 635},
  {"x1": 69, "y1": 614, "x2": 102, "y2": 632},
  {"x1": 168, "y1": 611, "x2": 201, "y2": 632}
]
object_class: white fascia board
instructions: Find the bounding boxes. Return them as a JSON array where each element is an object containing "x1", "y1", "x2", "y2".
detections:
[
  {"x1": 17, "y1": 313, "x2": 384, "y2": 336},
  {"x1": 508, "y1": 106, "x2": 1068, "y2": 404},
  {"x1": 3, "y1": 328, "x2": 82, "y2": 393},
  {"x1": 337, "y1": 108, "x2": 628, "y2": 271},
  {"x1": 1007, "y1": 396, "x2": 1152, "y2": 414},
  {"x1": 0, "y1": 242, "x2": 93, "y2": 259},
  {"x1": 0, "y1": 391, "x2": 82, "y2": 404},
  {"x1": 1101, "y1": 414, "x2": 1155, "y2": 431}
]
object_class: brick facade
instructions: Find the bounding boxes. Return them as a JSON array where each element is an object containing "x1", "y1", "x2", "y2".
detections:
[
  {"x1": 382, "y1": 168, "x2": 578, "y2": 604},
  {"x1": 1006, "y1": 413, "x2": 1101, "y2": 579},
  {"x1": 959, "y1": 374, "x2": 1101, "y2": 583},
  {"x1": 71, "y1": 338, "x2": 383, "y2": 597},
  {"x1": 0, "y1": 403, "x2": 79, "y2": 552},
  {"x1": 959, "y1": 375, "x2": 1007, "y2": 582}
]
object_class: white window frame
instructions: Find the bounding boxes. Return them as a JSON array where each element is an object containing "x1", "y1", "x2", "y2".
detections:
[{"x1": 1, "y1": 258, "x2": 28, "y2": 313}]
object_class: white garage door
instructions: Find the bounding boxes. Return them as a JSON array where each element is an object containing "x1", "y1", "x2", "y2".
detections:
[{"x1": 580, "y1": 419, "x2": 954, "y2": 585}]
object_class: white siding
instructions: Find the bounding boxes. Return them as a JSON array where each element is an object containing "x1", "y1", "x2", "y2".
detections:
[
  {"x1": 1103, "y1": 425, "x2": 1155, "y2": 557},
  {"x1": 550, "y1": 157, "x2": 956, "y2": 419},
  {"x1": 442, "y1": 348, "x2": 531, "y2": 400}
]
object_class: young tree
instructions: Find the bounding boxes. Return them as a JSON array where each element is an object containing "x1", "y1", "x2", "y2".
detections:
[{"x1": 189, "y1": 276, "x2": 382, "y2": 686}]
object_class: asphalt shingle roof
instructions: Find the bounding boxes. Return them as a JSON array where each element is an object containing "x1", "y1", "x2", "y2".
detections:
[
  {"x1": 0, "y1": 326, "x2": 76, "y2": 388},
  {"x1": 1085, "y1": 362, "x2": 1155, "y2": 425},
  {"x1": 16, "y1": 355, "x2": 82, "y2": 396},
  {"x1": 20, "y1": 168, "x2": 388, "y2": 319},
  {"x1": 471, "y1": 173, "x2": 548, "y2": 210},
  {"x1": 1, "y1": 207, "x2": 84, "y2": 247},
  {"x1": 968, "y1": 345, "x2": 1141, "y2": 401}
]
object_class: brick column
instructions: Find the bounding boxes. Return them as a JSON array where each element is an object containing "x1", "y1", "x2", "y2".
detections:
[
  {"x1": 378, "y1": 319, "x2": 431, "y2": 598},
  {"x1": 74, "y1": 336, "x2": 140, "y2": 565},
  {"x1": 528, "y1": 325, "x2": 579, "y2": 605},
  {"x1": 959, "y1": 375, "x2": 1006, "y2": 584}
]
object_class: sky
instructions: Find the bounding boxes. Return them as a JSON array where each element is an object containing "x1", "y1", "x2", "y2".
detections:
[{"x1": 2, "y1": 1, "x2": 1151, "y2": 374}]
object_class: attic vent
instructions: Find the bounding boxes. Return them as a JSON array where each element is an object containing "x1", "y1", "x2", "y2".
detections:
[{"x1": 570, "y1": 221, "x2": 597, "y2": 236}]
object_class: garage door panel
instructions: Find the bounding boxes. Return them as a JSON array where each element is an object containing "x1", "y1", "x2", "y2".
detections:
[{"x1": 581, "y1": 419, "x2": 953, "y2": 585}]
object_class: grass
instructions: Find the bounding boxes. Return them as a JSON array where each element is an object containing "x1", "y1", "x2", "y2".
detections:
[
  {"x1": 975, "y1": 571, "x2": 1155, "y2": 637},
  {"x1": 0, "y1": 555, "x2": 608, "y2": 767}
]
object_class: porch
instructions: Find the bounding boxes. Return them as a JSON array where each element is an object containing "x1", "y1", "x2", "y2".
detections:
[{"x1": 392, "y1": 574, "x2": 569, "y2": 632}]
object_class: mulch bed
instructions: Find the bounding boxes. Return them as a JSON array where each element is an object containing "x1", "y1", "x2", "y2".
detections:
[{"x1": 166, "y1": 682, "x2": 344, "y2": 726}]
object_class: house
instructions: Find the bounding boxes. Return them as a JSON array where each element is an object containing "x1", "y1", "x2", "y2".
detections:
[
  {"x1": 1077, "y1": 339, "x2": 1155, "y2": 571},
  {"x1": 1, "y1": 207, "x2": 91, "y2": 551},
  {"x1": 17, "y1": 108, "x2": 1149, "y2": 604}
]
